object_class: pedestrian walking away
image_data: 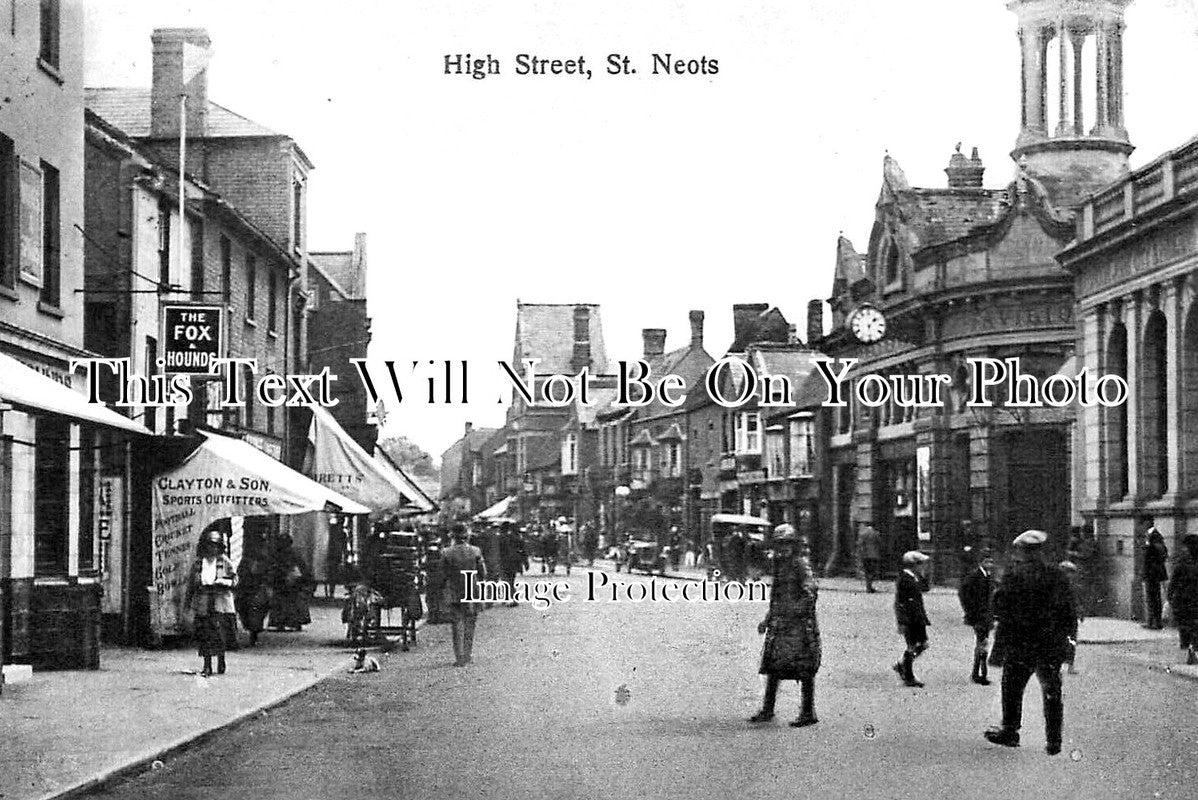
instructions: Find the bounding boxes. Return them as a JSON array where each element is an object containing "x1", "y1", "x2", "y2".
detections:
[
  {"x1": 958, "y1": 548, "x2": 996, "y2": 685},
  {"x1": 856, "y1": 522, "x2": 882, "y2": 593},
  {"x1": 440, "y1": 523, "x2": 486, "y2": 666},
  {"x1": 185, "y1": 526, "x2": 238, "y2": 677},
  {"x1": 893, "y1": 550, "x2": 931, "y2": 688},
  {"x1": 1168, "y1": 533, "x2": 1198, "y2": 665},
  {"x1": 498, "y1": 521, "x2": 529, "y2": 607},
  {"x1": 984, "y1": 529, "x2": 1077, "y2": 756},
  {"x1": 750, "y1": 524, "x2": 821, "y2": 728},
  {"x1": 1141, "y1": 516, "x2": 1169, "y2": 629}
]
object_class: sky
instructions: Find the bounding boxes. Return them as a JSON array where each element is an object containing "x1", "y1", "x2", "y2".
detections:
[{"x1": 81, "y1": 0, "x2": 1198, "y2": 460}]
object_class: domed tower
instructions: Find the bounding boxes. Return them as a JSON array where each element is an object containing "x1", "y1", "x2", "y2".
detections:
[{"x1": 1009, "y1": 0, "x2": 1134, "y2": 207}]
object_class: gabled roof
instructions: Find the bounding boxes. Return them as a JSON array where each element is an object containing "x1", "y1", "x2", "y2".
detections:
[
  {"x1": 512, "y1": 302, "x2": 609, "y2": 375},
  {"x1": 85, "y1": 87, "x2": 280, "y2": 137}
]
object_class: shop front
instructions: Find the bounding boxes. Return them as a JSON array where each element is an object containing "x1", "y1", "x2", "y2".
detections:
[{"x1": 0, "y1": 350, "x2": 150, "y2": 671}]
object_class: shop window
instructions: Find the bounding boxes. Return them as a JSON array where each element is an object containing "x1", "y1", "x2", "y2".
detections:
[
  {"x1": 79, "y1": 427, "x2": 96, "y2": 572},
  {"x1": 34, "y1": 417, "x2": 70, "y2": 576}
]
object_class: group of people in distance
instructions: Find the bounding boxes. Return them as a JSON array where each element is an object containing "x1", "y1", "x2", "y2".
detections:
[{"x1": 750, "y1": 524, "x2": 1078, "y2": 756}]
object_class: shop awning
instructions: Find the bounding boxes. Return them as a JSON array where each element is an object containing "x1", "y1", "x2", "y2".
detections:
[
  {"x1": 474, "y1": 495, "x2": 514, "y2": 520},
  {"x1": 372, "y1": 447, "x2": 437, "y2": 513},
  {"x1": 306, "y1": 404, "x2": 431, "y2": 512},
  {"x1": 0, "y1": 351, "x2": 150, "y2": 435},
  {"x1": 158, "y1": 429, "x2": 370, "y2": 519}
]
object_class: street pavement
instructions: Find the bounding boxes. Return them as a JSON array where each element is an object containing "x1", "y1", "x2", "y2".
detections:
[
  {"x1": 0, "y1": 600, "x2": 370, "y2": 800},
  {"x1": 33, "y1": 567, "x2": 1197, "y2": 800}
]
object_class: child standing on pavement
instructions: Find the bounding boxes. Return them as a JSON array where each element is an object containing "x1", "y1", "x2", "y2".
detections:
[{"x1": 186, "y1": 526, "x2": 238, "y2": 677}]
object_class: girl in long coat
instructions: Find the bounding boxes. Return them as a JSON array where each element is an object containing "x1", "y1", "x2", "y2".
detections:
[
  {"x1": 186, "y1": 527, "x2": 238, "y2": 676},
  {"x1": 750, "y1": 524, "x2": 821, "y2": 727},
  {"x1": 1168, "y1": 534, "x2": 1198, "y2": 665}
]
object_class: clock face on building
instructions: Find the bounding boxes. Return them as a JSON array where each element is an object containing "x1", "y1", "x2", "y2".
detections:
[{"x1": 849, "y1": 304, "x2": 887, "y2": 344}]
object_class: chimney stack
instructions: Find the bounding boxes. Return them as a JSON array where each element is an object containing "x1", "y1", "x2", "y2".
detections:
[
  {"x1": 570, "y1": 305, "x2": 592, "y2": 372},
  {"x1": 464, "y1": 421, "x2": 473, "y2": 434},
  {"x1": 945, "y1": 145, "x2": 985, "y2": 189},
  {"x1": 806, "y1": 299, "x2": 825, "y2": 344},
  {"x1": 732, "y1": 303, "x2": 769, "y2": 349},
  {"x1": 151, "y1": 28, "x2": 212, "y2": 139},
  {"x1": 688, "y1": 310, "x2": 705, "y2": 347},
  {"x1": 642, "y1": 328, "x2": 667, "y2": 359}
]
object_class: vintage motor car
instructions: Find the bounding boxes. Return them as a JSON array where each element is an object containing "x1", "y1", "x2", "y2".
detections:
[{"x1": 624, "y1": 533, "x2": 668, "y2": 575}]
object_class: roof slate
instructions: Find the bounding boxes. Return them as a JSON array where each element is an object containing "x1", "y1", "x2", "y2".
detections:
[{"x1": 85, "y1": 87, "x2": 280, "y2": 138}]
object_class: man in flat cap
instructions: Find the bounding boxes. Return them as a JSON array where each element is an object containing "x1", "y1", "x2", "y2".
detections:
[
  {"x1": 893, "y1": 550, "x2": 931, "y2": 688},
  {"x1": 958, "y1": 548, "x2": 996, "y2": 685},
  {"x1": 984, "y1": 529, "x2": 1077, "y2": 756}
]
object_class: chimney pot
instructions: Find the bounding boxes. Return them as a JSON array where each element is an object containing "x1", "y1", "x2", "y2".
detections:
[
  {"x1": 688, "y1": 310, "x2": 705, "y2": 347},
  {"x1": 642, "y1": 328, "x2": 667, "y2": 359},
  {"x1": 806, "y1": 300, "x2": 825, "y2": 344}
]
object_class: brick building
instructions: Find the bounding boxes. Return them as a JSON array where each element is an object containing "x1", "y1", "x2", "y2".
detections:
[{"x1": 309, "y1": 234, "x2": 374, "y2": 454}]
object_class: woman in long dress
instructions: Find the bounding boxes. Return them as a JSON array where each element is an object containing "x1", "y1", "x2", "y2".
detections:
[
  {"x1": 268, "y1": 533, "x2": 314, "y2": 631},
  {"x1": 185, "y1": 527, "x2": 238, "y2": 676},
  {"x1": 236, "y1": 546, "x2": 272, "y2": 645},
  {"x1": 750, "y1": 523, "x2": 821, "y2": 727}
]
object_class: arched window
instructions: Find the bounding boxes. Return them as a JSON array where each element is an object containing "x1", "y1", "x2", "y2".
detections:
[
  {"x1": 1140, "y1": 311, "x2": 1168, "y2": 497},
  {"x1": 883, "y1": 238, "x2": 900, "y2": 286},
  {"x1": 1183, "y1": 304, "x2": 1198, "y2": 495},
  {"x1": 1105, "y1": 323, "x2": 1129, "y2": 499}
]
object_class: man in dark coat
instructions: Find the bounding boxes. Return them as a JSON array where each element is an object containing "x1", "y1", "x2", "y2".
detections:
[
  {"x1": 440, "y1": 524, "x2": 486, "y2": 666},
  {"x1": 1141, "y1": 516, "x2": 1169, "y2": 629},
  {"x1": 723, "y1": 528, "x2": 748, "y2": 582},
  {"x1": 856, "y1": 522, "x2": 883, "y2": 593},
  {"x1": 1168, "y1": 533, "x2": 1198, "y2": 665},
  {"x1": 750, "y1": 524, "x2": 821, "y2": 727},
  {"x1": 984, "y1": 529, "x2": 1077, "y2": 756},
  {"x1": 498, "y1": 522, "x2": 529, "y2": 608},
  {"x1": 958, "y1": 549, "x2": 996, "y2": 685},
  {"x1": 893, "y1": 550, "x2": 931, "y2": 688}
]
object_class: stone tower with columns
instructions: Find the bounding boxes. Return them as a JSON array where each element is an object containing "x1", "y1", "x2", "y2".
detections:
[{"x1": 1008, "y1": 0, "x2": 1135, "y2": 208}]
